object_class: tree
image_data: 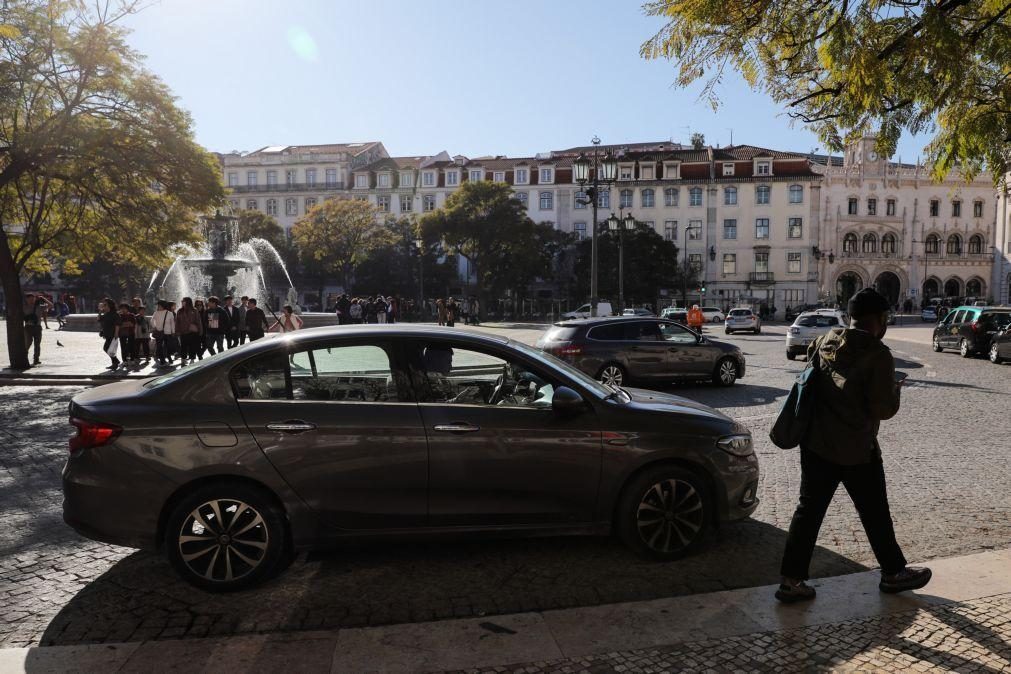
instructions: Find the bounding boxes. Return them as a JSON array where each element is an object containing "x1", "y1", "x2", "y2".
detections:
[
  {"x1": 419, "y1": 181, "x2": 567, "y2": 311},
  {"x1": 690, "y1": 132, "x2": 706, "y2": 150},
  {"x1": 641, "y1": 0, "x2": 1011, "y2": 180},
  {"x1": 234, "y1": 208, "x2": 297, "y2": 272},
  {"x1": 1, "y1": 1, "x2": 223, "y2": 369},
  {"x1": 291, "y1": 198, "x2": 394, "y2": 300}
]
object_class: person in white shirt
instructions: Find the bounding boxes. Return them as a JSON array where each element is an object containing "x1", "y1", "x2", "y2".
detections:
[
  {"x1": 270, "y1": 304, "x2": 303, "y2": 333},
  {"x1": 151, "y1": 300, "x2": 176, "y2": 367}
]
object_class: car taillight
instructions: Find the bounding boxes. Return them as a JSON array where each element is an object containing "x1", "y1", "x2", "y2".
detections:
[
  {"x1": 790, "y1": 327, "x2": 800, "y2": 334},
  {"x1": 69, "y1": 418, "x2": 121, "y2": 453},
  {"x1": 970, "y1": 321, "x2": 980, "y2": 332}
]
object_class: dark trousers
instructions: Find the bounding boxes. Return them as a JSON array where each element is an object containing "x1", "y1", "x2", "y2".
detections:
[
  {"x1": 133, "y1": 334, "x2": 151, "y2": 358},
  {"x1": 25, "y1": 325, "x2": 42, "y2": 363},
  {"x1": 154, "y1": 335, "x2": 171, "y2": 363},
  {"x1": 227, "y1": 330, "x2": 238, "y2": 349},
  {"x1": 781, "y1": 450, "x2": 907, "y2": 580},
  {"x1": 206, "y1": 333, "x2": 225, "y2": 355},
  {"x1": 102, "y1": 336, "x2": 117, "y2": 362},
  {"x1": 181, "y1": 333, "x2": 201, "y2": 360},
  {"x1": 119, "y1": 335, "x2": 134, "y2": 360},
  {"x1": 239, "y1": 331, "x2": 247, "y2": 345}
]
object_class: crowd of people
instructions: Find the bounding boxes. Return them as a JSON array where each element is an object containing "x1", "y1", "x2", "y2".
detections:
[
  {"x1": 330, "y1": 294, "x2": 481, "y2": 327},
  {"x1": 95, "y1": 295, "x2": 298, "y2": 370}
]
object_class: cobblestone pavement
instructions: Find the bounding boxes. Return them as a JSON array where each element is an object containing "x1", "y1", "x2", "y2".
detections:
[
  {"x1": 0, "y1": 324, "x2": 1009, "y2": 648},
  {"x1": 446, "y1": 593, "x2": 1011, "y2": 673}
]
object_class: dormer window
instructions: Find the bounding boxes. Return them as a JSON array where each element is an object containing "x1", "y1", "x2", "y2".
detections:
[
  {"x1": 619, "y1": 164, "x2": 634, "y2": 181},
  {"x1": 377, "y1": 173, "x2": 390, "y2": 188},
  {"x1": 493, "y1": 171, "x2": 505, "y2": 182},
  {"x1": 354, "y1": 174, "x2": 368, "y2": 189},
  {"x1": 722, "y1": 163, "x2": 735, "y2": 177},
  {"x1": 399, "y1": 172, "x2": 413, "y2": 188},
  {"x1": 756, "y1": 161, "x2": 771, "y2": 176},
  {"x1": 640, "y1": 165, "x2": 654, "y2": 180},
  {"x1": 469, "y1": 169, "x2": 483, "y2": 182},
  {"x1": 422, "y1": 171, "x2": 435, "y2": 187},
  {"x1": 514, "y1": 168, "x2": 529, "y2": 184},
  {"x1": 446, "y1": 171, "x2": 459, "y2": 186},
  {"x1": 663, "y1": 162, "x2": 681, "y2": 180},
  {"x1": 539, "y1": 167, "x2": 553, "y2": 184}
]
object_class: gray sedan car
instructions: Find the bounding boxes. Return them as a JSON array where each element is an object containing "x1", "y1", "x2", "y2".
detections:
[{"x1": 64, "y1": 326, "x2": 759, "y2": 591}]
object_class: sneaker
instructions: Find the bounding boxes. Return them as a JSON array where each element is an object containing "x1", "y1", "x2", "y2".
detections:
[
  {"x1": 880, "y1": 567, "x2": 932, "y2": 594},
  {"x1": 108, "y1": 358, "x2": 120, "y2": 370},
  {"x1": 775, "y1": 579, "x2": 816, "y2": 603}
]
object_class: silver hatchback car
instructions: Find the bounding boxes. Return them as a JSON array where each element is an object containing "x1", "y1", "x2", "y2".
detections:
[{"x1": 785, "y1": 311, "x2": 846, "y2": 359}]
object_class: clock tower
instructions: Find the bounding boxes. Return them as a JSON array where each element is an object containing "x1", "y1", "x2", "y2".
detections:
[{"x1": 844, "y1": 135, "x2": 886, "y2": 174}]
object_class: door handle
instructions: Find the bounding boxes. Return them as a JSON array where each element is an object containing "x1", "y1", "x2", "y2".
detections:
[
  {"x1": 433, "y1": 422, "x2": 481, "y2": 433},
  {"x1": 266, "y1": 420, "x2": 317, "y2": 434}
]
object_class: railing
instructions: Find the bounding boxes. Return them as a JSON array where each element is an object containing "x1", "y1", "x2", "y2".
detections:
[
  {"x1": 749, "y1": 272, "x2": 775, "y2": 284},
  {"x1": 228, "y1": 182, "x2": 346, "y2": 193}
]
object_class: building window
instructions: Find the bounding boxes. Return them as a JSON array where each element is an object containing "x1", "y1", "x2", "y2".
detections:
[
  {"x1": 929, "y1": 199, "x2": 939, "y2": 217},
  {"x1": 925, "y1": 234, "x2": 940, "y2": 254},
  {"x1": 423, "y1": 194, "x2": 436, "y2": 212},
  {"x1": 540, "y1": 168, "x2": 553, "y2": 184},
  {"x1": 688, "y1": 253, "x2": 702, "y2": 271},
  {"x1": 493, "y1": 171, "x2": 505, "y2": 183},
  {"x1": 722, "y1": 163, "x2": 734, "y2": 176},
  {"x1": 377, "y1": 173, "x2": 390, "y2": 188},
  {"x1": 689, "y1": 187, "x2": 703, "y2": 207},
  {"x1": 306, "y1": 169, "x2": 317, "y2": 186},
  {"x1": 664, "y1": 163, "x2": 680, "y2": 179},
  {"x1": 469, "y1": 169, "x2": 483, "y2": 182},
  {"x1": 968, "y1": 234, "x2": 983, "y2": 254},
  {"x1": 947, "y1": 234, "x2": 962, "y2": 255},
  {"x1": 246, "y1": 199, "x2": 258, "y2": 210},
  {"x1": 354, "y1": 174, "x2": 368, "y2": 188},
  {"x1": 376, "y1": 195, "x2": 390, "y2": 212},
  {"x1": 723, "y1": 219, "x2": 737, "y2": 239},
  {"x1": 755, "y1": 218, "x2": 770, "y2": 239},
  {"x1": 787, "y1": 252, "x2": 802, "y2": 273},
  {"x1": 266, "y1": 198, "x2": 277, "y2": 215},
  {"x1": 886, "y1": 199, "x2": 896, "y2": 216},
  {"x1": 664, "y1": 220, "x2": 676, "y2": 241},
  {"x1": 574, "y1": 222, "x2": 586, "y2": 240},
  {"x1": 285, "y1": 198, "x2": 297, "y2": 216},
  {"x1": 227, "y1": 172, "x2": 238, "y2": 187},
  {"x1": 229, "y1": 198, "x2": 239, "y2": 210},
  {"x1": 515, "y1": 191, "x2": 528, "y2": 207},
  {"x1": 688, "y1": 219, "x2": 702, "y2": 240},
  {"x1": 641, "y1": 189, "x2": 655, "y2": 208},
  {"x1": 326, "y1": 168, "x2": 338, "y2": 186},
  {"x1": 305, "y1": 197, "x2": 316, "y2": 212},
  {"x1": 400, "y1": 196, "x2": 413, "y2": 212},
  {"x1": 756, "y1": 161, "x2": 771, "y2": 175},
  {"x1": 867, "y1": 198, "x2": 877, "y2": 215},
  {"x1": 400, "y1": 172, "x2": 413, "y2": 188},
  {"x1": 423, "y1": 172, "x2": 435, "y2": 187},
  {"x1": 788, "y1": 217, "x2": 803, "y2": 239},
  {"x1": 721, "y1": 186, "x2": 737, "y2": 206},
  {"x1": 881, "y1": 233, "x2": 897, "y2": 254},
  {"x1": 723, "y1": 253, "x2": 736, "y2": 275},
  {"x1": 266, "y1": 170, "x2": 278, "y2": 186},
  {"x1": 788, "y1": 184, "x2": 803, "y2": 204},
  {"x1": 973, "y1": 201, "x2": 984, "y2": 218},
  {"x1": 643, "y1": 220, "x2": 654, "y2": 231},
  {"x1": 619, "y1": 165, "x2": 633, "y2": 180},
  {"x1": 640, "y1": 165, "x2": 654, "y2": 180},
  {"x1": 862, "y1": 233, "x2": 877, "y2": 253},
  {"x1": 539, "y1": 191, "x2": 553, "y2": 210},
  {"x1": 848, "y1": 197, "x2": 858, "y2": 215},
  {"x1": 246, "y1": 171, "x2": 258, "y2": 187},
  {"x1": 286, "y1": 169, "x2": 297, "y2": 186},
  {"x1": 664, "y1": 187, "x2": 679, "y2": 207},
  {"x1": 514, "y1": 168, "x2": 528, "y2": 184},
  {"x1": 598, "y1": 189, "x2": 610, "y2": 209},
  {"x1": 574, "y1": 190, "x2": 587, "y2": 209},
  {"x1": 756, "y1": 185, "x2": 770, "y2": 205},
  {"x1": 952, "y1": 200, "x2": 962, "y2": 217},
  {"x1": 446, "y1": 171, "x2": 459, "y2": 186},
  {"x1": 619, "y1": 189, "x2": 633, "y2": 209},
  {"x1": 843, "y1": 232, "x2": 858, "y2": 252},
  {"x1": 755, "y1": 252, "x2": 769, "y2": 272}
]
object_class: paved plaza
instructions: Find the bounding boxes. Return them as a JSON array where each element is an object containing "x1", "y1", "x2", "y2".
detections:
[{"x1": 0, "y1": 319, "x2": 1009, "y2": 670}]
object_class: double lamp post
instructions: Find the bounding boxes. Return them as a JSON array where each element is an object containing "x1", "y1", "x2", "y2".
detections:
[{"x1": 573, "y1": 138, "x2": 618, "y2": 317}]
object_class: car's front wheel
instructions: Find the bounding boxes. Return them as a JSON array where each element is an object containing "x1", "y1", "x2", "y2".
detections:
[
  {"x1": 933, "y1": 337, "x2": 943, "y2": 352},
  {"x1": 712, "y1": 316, "x2": 722, "y2": 323},
  {"x1": 991, "y1": 343, "x2": 1003, "y2": 364},
  {"x1": 617, "y1": 465, "x2": 710, "y2": 561},
  {"x1": 724, "y1": 328, "x2": 732, "y2": 335},
  {"x1": 597, "y1": 363, "x2": 627, "y2": 388},
  {"x1": 166, "y1": 482, "x2": 287, "y2": 592},
  {"x1": 713, "y1": 357, "x2": 738, "y2": 386},
  {"x1": 786, "y1": 351, "x2": 796, "y2": 361},
  {"x1": 959, "y1": 339, "x2": 973, "y2": 358}
]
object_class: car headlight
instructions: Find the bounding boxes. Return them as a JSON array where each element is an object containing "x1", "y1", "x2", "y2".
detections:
[{"x1": 717, "y1": 434, "x2": 753, "y2": 456}]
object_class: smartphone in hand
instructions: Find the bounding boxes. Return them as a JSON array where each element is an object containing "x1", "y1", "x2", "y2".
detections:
[{"x1": 894, "y1": 371, "x2": 909, "y2": 385}]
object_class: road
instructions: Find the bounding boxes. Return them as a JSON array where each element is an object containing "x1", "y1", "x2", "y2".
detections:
[{"x1": 0, "y1": 321, "x2": 1008, "y2": 648}]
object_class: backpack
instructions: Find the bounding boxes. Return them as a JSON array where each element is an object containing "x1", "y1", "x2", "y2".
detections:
[{"x1": 769, "y1": 349, "x2": 821, "y2": 449}]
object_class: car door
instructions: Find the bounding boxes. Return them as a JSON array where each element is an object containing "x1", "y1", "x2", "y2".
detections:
[
  {"x1": 946, "y1": 310, "x2": 968, "y2": 346},
  {"x1": 622, "y1": 321, "x2": 672, "y2": 379},
  {"x1": 232, "y1": 340, "x2": 428, "y2": 530},
  {"x1": 407, "y1": 339, "x2": 602, "y2": 527},
  {"x1": 935, "y1": 310, "x2": 958, "y2": 346},
  {"x1": 659, "y1": 321, "x2": 711, "y2": 376}
]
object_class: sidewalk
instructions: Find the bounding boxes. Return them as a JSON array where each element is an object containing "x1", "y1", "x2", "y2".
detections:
[{"x1": 1, "y1": 548, "x2": 1008, "y2": 673}]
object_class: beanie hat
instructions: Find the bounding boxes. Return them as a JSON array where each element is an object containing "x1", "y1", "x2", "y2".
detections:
[{"x1": 847, "y1": 288, "x2": 890, "y2": 318}]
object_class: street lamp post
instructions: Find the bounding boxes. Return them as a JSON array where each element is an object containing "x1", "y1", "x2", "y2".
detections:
[
  {"x1": 607, "y1": 212, "x2": 637, "y2": 312},
  {"x1": 681, "y1": 221, "x2": 701, "y2": 306},
  {"x1": 573, "y1": 138, "x2": 618, "y2": 317}
]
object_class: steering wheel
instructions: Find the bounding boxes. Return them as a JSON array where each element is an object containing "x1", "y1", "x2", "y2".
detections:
[{"x1": 488, "y1": 369, "x2": 507, "y2": 405}]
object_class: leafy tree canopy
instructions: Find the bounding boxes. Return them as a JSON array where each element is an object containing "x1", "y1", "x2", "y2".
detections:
[
  {"x1": 690, "y1": 132, "x2": 706, "y2": 149},
  {"x1": 642, "y1": 0, "x2": 1011, "y2": 181}
]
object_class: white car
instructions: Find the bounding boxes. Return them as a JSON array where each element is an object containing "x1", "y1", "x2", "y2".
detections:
[
  {"x1": 561, "y1": 302, "x2": 613, "y2": 319},
  {"x1": 701, "y1": 306, "x2": 726, "y2": 323},
  {"x1": 724, "y1": 308, "x2": 761, "y2": 334},
  {"x1": 786, "y1": 311, "x2": 846, "y2": 359}
]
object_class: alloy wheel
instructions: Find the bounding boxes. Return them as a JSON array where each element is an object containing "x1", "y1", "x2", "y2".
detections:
[
  {"x1": 717, "y1": 359, "x2": 737, "y2": 385},
  {"x1": 177, "y1": 499, "x2": 269, "y2": 583},
  {"x1": 960, "y1": 339, "x2": 971, "y2": 357},
  {"x1": 635, "y1": 479, "x2": 704, "y2": 554},
  {"x1": 599, "y1": 365, "x2": 624, "y2": 387},
  {"x1": 933, "y1": 337, "x2": 943, "y2": 353},
  {"x1": 991, "y1": 343, "x2": 1002, "y2": 364}
]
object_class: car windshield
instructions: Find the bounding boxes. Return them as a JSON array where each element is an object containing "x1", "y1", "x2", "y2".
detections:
[
  {"x1": 796, "y1": 315, "x2": 838, "y2": 327},
  {"x1": 729, "y1": 309, "x2": 752, "y2": 317},
  {"x1": 509, "y1": 339, "x2": 613, "y2": 399}
]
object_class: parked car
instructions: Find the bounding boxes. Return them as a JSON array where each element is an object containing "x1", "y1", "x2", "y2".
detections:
[
  {"x1": 724, "y1": 308, "x2": 761, "y2": 334},
  {"x1": 660, "y1": 307, "x2": 687, "y2": 322},
  {"x1": 989, "y1": 325, "x2": 1011, "y2": 364},
  {"x1": 921, "y1": 306, "x2": 938, "y2": 322},
  {"x1": 785, "y1": 312, "x2": 846, "y2": 360},
  {"x1": 932, "y1": 306, "x2": 1011, "y2": 357},
  {"x1": 700, "y1": 307, "x2": 726, "y2": 323},
  {"x1": 537, "y1": 317, "x2": 746, "y2": 387},
  {"x1": 562, "y1": 302, "x2": 613, "y2": 319},
  {"x1": 64, "y1": 326, "x2": 759, "y2": 591},
  {"x1": 622, "y1": 307, "x2": 655, "y2": 317}
]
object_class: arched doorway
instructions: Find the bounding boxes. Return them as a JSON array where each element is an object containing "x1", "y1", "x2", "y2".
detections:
[
  {"x1": 923, "y1": 278, "x2": 940, "y2": 300},
  {"x1": 944, "y1": 277, "x2": 962, "y2": 298},
  {"x1": 874, "y1": 272, "x2": 901, "y2": 307},
  {"x1": 965, "y1": 278, "x2": 984, "y2": 299},
  {"x1": 836, "y1": 271, "x2": 863, "y2": 306}
]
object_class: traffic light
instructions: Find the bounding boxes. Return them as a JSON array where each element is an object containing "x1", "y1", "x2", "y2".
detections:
[{"x1": 701, "y1": 285, "x2": 706, "y2": 293}]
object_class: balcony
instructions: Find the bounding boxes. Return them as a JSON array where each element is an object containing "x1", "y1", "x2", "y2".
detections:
[
  {"x1": 228, "y1": 182, "x2": 345, "y2": 194},
  {"x1": 749, "y1": 272, "x2": 775, "y2": 285}
]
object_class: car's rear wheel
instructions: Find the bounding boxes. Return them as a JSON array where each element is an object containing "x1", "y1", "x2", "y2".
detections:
[
  {"x1": 959, "y1": 339, "x2": 973, "y2": 358},
  {"x1": 712, "y1": 316, "x2": 722, "y2": 323},
  {"x1": 932, "y1": 337, "x2": 943, "y2": 352},
  {"x1": 724, "y1": 328, "x2": 732, "y2": 335},
  {"x1": 617, "y1": 465, "x2": 710, "y2": 561},
  {"x1": 754, "y1": 327, "x2": 761, "y2": 335},
  {"x1": 166, "y1": 482, "x2": 287, "y2": 592},
  {"x1": 786, "y1": 351, "x2": 795, "y2": 361},
  {"x1": 990, "y1": 343, "x2": 1003, "y2": 364},
  {"x1": 713, "y1": 357, "x2": 738, "y2": 386},
  {"x1": 597, "y1": 363, "x2": 626, "y2": 388}
]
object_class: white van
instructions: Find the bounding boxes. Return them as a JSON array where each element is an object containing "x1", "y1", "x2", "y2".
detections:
[{"x1": 561, "y1": 302, "x2": 613, "y2": 319}]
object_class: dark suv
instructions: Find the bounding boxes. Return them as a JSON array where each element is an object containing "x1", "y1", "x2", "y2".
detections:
[
  {"x1": 932, "y1": 306, "x2": 1011, "y2": 357},
  {"x1": 536, "y1": 318, "x2": 746, "y2": 387}
]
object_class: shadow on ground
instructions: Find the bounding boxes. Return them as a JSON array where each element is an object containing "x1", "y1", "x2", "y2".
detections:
[{"x1": 37, "y1": 521, "x2": 866, "y2": 647}]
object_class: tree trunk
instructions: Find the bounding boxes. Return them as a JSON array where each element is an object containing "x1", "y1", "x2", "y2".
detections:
[{"x1": 0, "y1": 234, "x2": 30, "y2": 370}]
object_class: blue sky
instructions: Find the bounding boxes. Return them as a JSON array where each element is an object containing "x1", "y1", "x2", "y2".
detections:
[{"x1": 122, "y1": 0, "x2": 928, "y2": 161}]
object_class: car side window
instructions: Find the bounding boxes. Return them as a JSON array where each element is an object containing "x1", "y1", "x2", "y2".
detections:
[
  {"x1": 588, "y1": 324, "x2": 625, "y2": 341},
  {"x1": 660, "y1": 322, "x2": 697, "y2": 344},
  {"x1": 289, "y1": 344, "x2": 404, "y2": 402},
  {"x1": 627, "y1": 321, "x2": 663, "y2": 341},
  {"x1": 232, "y1": 351, "x2": 289, "y2": 400},
  {"x1": 415, "y1": 344, "x2": 556, "y2": 409},
  {"x1": 952, "y1": 310, "x2": 967, "y2": 325}
]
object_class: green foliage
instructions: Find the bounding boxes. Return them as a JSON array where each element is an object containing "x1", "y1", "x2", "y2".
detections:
[
  {"x1": 690, "y1": 132, "x2": 706, "y2": 149},
  {"x1": 641, "y1": 0, "x2": 1011, "y2": 181}
]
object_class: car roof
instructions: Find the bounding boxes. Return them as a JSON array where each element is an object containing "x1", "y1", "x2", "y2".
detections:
[{"x1": 554, "y1": 316, "x2": 660, "y2": 326}]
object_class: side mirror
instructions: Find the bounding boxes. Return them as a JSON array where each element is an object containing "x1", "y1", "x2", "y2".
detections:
[{"x1": 552, "y1": 386, "x2": 586, "y2": 415}]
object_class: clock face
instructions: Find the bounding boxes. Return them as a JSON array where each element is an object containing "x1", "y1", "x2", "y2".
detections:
[{"x1": 868, "y1": 151, "x2": 878, "y2": 161}]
